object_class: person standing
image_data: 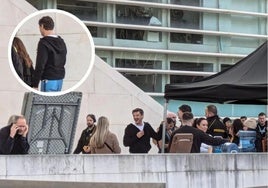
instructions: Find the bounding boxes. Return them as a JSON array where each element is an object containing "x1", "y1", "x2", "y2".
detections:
[
  {"x1": 32, "y1": 16, "x2": 67, "y2": 92},
  {"x1": 255, "y1": 112, "x2": 267, "y2": 152},
  {"x1": 177, "y1": 104, "x2": 192, "y2": 127},
  {"x1": 169, "y1": 112, "x2": 226, "y2": 153},
  {"x1": 90, "y1": 116, "x2": 121, "y2": 154},
  {"x1": 205, "y1": 104, "x2": 228, "y2": 138},
  {"x1": 0, "y1": 115, "x2": 29, "y2": 154},
  {"x1": 73, "y1": 114, "x2": 96, "y2": 154},
  {"x1": 12, "y1": 37, "x2": 35, "y2": 86},
  {"x1": 123, "y1": 108, "x2": 162, "y2": 153}
]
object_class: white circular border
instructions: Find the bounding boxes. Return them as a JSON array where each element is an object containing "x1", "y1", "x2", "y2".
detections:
[{"x1": 8, "y1": 9, "x2": 95, "y2": 96}]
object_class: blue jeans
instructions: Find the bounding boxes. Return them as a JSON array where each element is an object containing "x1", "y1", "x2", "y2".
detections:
[{"x1": 41, "y1": 80, "x2": 63, "y2": 92}]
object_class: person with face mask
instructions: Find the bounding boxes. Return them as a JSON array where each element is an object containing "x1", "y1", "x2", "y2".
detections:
[{"x1": 0, "y1": 115, "x2": 29, "y2": 154}]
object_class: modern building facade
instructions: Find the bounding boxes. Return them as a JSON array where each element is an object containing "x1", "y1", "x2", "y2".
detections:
[{"x1": 27, "y1": 0, "x2": 268, "y2": 117}]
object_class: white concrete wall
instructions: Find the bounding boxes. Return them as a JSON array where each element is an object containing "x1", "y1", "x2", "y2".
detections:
[
  {"x1": 1, "y1": 154, "x2": 268, "y2": 188},
  {"x1": 0, "y1": 0, "x2": 164, "y2": 154}
]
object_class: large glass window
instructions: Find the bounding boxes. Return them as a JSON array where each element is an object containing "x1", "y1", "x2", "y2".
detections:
[
  {"x1": 57, "y1": 1, "x2": 100, "y2": 21},
  {"x1": 170, "y1": 62, "x2": 213, "y2": 83},
  {"x1": 116, "y1": 5, "x2": 162, "y2": 26},
  {"x1": 116, "y1": 5, "x2": 162, "y2": 41},
  {"x1": 170, "y1": 8, "x2": 203, "y2": 44},
  {"x1": 58, "y1": 1, "x2": 107, "y2": 38},
  {"x1": 115, "y1": 59, "x2": 162, "y2": 92}
]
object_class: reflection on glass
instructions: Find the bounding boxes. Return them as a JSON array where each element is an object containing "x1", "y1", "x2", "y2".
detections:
[
  {"x1": 115, "y1": 59, "x2": 162, "y2": 92},
  {"x1": 170, "y1": 61, "x2": 213, "y2": 83},
  {"x1": 116, "y1": 5, "x2": 162, "y2": 26},
  {"x1": 116, "y1": 29, "x2": 145, "y2": 40},
  {"x1": 170, "y1": 9, "x2": 201, "y2": 29},
  {"x1": 57, "y1": 1, "x2": 101, "y2": 21},
  {"x1": 170, "y1": 33, "x2": 203, "y2": 44},
  {"x1": 116, "y1": 59, "x2": 162, "y2": 69},
  {"x1": 87, "y1": 26, "x2": 107, "y2": 38}
]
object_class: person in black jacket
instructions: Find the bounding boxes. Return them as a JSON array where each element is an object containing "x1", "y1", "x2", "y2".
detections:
[
  {"x1": 0, "y1": 115, "x2": 29, "y2": 154},
  {"x1": 32, "y1": 16, "x2": 67, "y2": 92},
  {"x1": 123, "y1": 108, "x2": 162, "y2": 153},
  {"x1": 169, "y1": 112, "x2": 227, "y2": 153},
  {"x1": 73, "y1": 114, "x2": 96, "y2": 154},
  {"x1": 205, "y1": 104, "x2": 228, "y2": 138}
]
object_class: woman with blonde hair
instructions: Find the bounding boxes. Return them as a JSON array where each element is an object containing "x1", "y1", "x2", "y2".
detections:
[{"x1": 90, "y1": 116, "x2": 121, "y2": 154}]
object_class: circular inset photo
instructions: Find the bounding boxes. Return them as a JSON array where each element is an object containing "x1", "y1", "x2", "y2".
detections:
[{"x1": 8, "y1": 9, "x2": 95, "y2": 96}]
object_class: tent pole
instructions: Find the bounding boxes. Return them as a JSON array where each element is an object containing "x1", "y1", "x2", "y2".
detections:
[{"x1": 161, "y1": 99, "x2": 168, "y2": 153}]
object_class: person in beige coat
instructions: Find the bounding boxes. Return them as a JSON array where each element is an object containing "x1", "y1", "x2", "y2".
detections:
[{"x1": 90, "y1": 116, "x2": 121, "y2": 154}]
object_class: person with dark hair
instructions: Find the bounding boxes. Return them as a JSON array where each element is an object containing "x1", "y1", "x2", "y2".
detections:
[
  {"x1": 205, "y1": 104, "x2": 228, "y2": 138},
  {"x1": 32, "y1": 16, "x2": 67, "y2": 92},
  {"x1": 12, "y1": 37, "x2": 34, "y2": 86},
  {"x1": 0, "y1": 115, "x2": 29, "y2": 154},
  {"x1": 177, "y1": 104, "x2": 192, "y2": 127},
  {"x1": 123, "y1": 108, "x2": 162, "y2": 153},
  {"x1": 240, "y1": 116, "x2": 247, "y2": 123},
  {"x1": 193, "y1": 117, "x2": 212, "y2": 153},
  {"x1": 255, "y1": 112, "x2": 267, "y2": 152},
  {"x1": 169, "y1": 112, "x2": 226, "y2": 153},
  {"x1": 232, "y1": 119, "x2": 244, "y2": 145},
  {"x1": 73, "y1": 114, "x2": 97, "y2": 154},
  {"x1": 178, "y1": 104, "x2": 192, "y2": 120},
  {"x1": 154, "y1": 117, "x2": 175, "y2": 153},
  {"x1": 223, "y1": 117, "x2": 234, "y2": 142}
]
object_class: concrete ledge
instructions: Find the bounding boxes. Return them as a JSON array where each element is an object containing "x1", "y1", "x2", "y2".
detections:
[
  {"x1": 1, "y1": 154, "x2": 268, "y2": 188},
  {"x1": 0, "y1": 180, "x2": 165, "y2": 188}
]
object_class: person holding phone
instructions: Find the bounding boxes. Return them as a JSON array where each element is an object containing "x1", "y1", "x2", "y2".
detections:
[{"x1": 0, "y1": 115, "x2": 29, "y2": 154}]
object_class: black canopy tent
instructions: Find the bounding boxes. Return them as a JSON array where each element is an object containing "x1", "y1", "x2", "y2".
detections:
[
  {"x1": 160, "y1": 41, "x2": 267, "y2": 153},
  {"x1": 164, "y1": 41, "x2": 268, "y2": 104}
]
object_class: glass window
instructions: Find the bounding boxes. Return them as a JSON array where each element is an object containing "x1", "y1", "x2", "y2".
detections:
[
  {"x1": 171, "y1": 0, "x2": 201, "y2": 6},
  {"x1": 57, "y1": 1, "x2": 104, "y2": 21},
  {"x1": 115, "y1": 59, "x2": 162, "y2": 92},
  {"x1": 116, "y1": 29, "x2": 145, "y2": 40},
  {"x1": 170, "y1": 10, "x2": 201, "y2": 29},
  {"x1": 170, "y1": 33, "x2": 203, "y2": 44},
  {"x1": 116, "y1": 5, "x2": 162, "y2": 26},
  {"x1": 221, "y1": 64, "x2": 232, "y2": 71},
  {"x1": 170, "y1": 62, "x2": 213, "y2": 83},
  {"x1": 116, "y1": 59, "x2": 162, "y2": 69},
  {"x1": 87, "y1": 26, "x2": 107, "y2": 38},
  {"x1": 170, "y1": 8, "x2": 203, "y2": 44}
]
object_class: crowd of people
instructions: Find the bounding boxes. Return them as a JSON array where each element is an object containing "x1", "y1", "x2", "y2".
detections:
[
  {"x1": 0, "y1": 104, "x2": 267, "y2": 155},
  {"x1": 72, "y1": 105, "x2": 267, "y2": 154}
]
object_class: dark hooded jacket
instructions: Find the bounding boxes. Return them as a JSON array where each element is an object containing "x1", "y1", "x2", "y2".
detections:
[{"x1": 32, "y1": 36, "x2": 67, "y2": 87}]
